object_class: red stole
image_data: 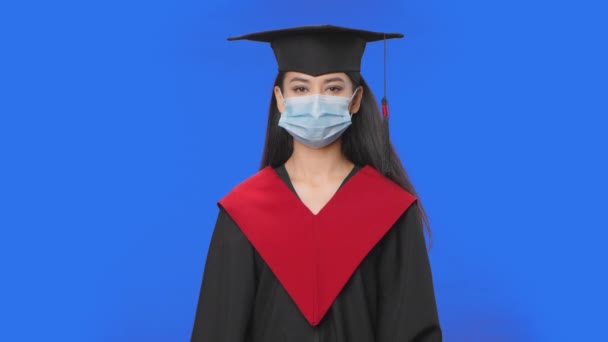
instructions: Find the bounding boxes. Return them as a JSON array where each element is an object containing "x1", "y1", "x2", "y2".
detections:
[{"x1": 218, "y1": 165, "x2": 416, "y2": 326}]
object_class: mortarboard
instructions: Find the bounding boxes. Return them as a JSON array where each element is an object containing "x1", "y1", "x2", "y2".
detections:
[
  {"x1": 227, "y1": 24, "x2": 403, "y2": 76},
  {"x1": 227, "y1": 24, "x2": 404, "y2": 174}
]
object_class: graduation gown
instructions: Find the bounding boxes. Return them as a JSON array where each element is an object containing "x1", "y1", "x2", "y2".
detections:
[{"x1": 191, "y1": 164, "x2": 442, "y2": 342}]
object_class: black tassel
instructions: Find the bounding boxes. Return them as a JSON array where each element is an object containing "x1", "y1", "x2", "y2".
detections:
[
  {"x1": 381, "y1": 34, "x2": 392, "y2": 176},
  {"x1": 381, "y1": 96, "x2": 392, "y2": 176}
]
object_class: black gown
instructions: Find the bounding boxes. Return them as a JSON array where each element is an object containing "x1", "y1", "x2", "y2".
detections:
[{"x1": 191, "y1": 164, "x2": 442, "y2": 341}]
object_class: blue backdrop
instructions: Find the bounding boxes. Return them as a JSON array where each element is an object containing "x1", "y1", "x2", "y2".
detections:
[{"x1": 1, "y1": 0, "x2": 607, "y2": 341}]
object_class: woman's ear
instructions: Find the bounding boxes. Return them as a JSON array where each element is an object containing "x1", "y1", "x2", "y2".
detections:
[
  {"x1": 349, "y1": 86, "x2": 364, "y2": 114},
  {"x1": 274, "y1": 86, "x2": 285, "y2": 113}
]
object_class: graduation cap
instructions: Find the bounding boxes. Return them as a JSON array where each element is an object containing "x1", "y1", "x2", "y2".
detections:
[{"x1": 228, "y1": 25, "x2": 404, "y2": 174}]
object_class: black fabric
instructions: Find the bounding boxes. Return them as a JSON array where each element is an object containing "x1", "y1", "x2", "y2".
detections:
[
  {"x1": 191, "y1": 165, "x2": 442, "y2": 341},
  {"x1": 227, "y1": 24, "x2": 403, "y2": 76}
]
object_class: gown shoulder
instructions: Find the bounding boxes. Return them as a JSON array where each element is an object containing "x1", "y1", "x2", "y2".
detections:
[
  {"x1": 190, "y1": 207, "x2": 257, "y2": 341},
  {"x1": 374, "y1": 201, "x2": 442, "y2": 341}
]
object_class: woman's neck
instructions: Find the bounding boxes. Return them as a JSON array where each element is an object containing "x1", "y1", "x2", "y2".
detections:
[{"x1": 284, "y1": 138, "x2": 354, "y2": 182}]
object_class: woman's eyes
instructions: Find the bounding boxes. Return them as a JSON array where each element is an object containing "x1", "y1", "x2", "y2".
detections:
[{"x1": 291, "y1": 86, "x2": 343, "y2": 93}]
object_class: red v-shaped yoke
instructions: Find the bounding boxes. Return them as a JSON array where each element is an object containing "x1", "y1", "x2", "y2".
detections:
[{"x1": 218, "y1": 165, "x2": 416, "y2": 326}]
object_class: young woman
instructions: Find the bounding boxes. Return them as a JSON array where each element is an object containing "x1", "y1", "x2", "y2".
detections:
[{"x1": 191, "y1": 25, "x2": 442, "y2": 342}]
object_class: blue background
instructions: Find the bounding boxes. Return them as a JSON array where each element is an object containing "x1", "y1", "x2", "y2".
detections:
[{"x1": 1, "y1": 0, "x2": 607, "y2": 341}]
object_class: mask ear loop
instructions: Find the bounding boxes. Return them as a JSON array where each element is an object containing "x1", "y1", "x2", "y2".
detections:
[
  {"x1": 348, "y1": 87, "x2": 360, "y2": 116},
  {"x1": 278, "y1": 88, "x2": 286, "y2": 105},
  {"x1": 277, "y1": 88, "x2": 288, "y2": 116}
]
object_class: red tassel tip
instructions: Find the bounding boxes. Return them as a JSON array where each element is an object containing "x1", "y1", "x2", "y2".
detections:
[{"x1": 381, "y1": 98, "x2": 389, "y2": 117}]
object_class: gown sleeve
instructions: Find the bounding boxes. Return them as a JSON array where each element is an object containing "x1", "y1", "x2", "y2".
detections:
[
  {"x1": 190, "y1": 206, "x2": 257, "y2": 342},
  {"x1": 375, "y1": 201, "x2": 442, "y2": 341}
]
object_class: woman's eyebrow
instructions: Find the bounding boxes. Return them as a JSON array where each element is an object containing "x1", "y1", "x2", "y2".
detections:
[
  {"x1": 323, "y1": 77, "x2": 345, "y2": 84},
  {"x1": 289, "y1": 77, "x2": 311, "y2": 83}
]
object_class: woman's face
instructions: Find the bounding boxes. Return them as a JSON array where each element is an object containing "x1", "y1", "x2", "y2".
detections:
[{"x1": 274, "y1": 71, "x2": 364, "y2": 114}]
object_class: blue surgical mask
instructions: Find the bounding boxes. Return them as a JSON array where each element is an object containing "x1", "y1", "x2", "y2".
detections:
[{"x1": 278, "y1": 89, "x2": 359, "y2": 149}]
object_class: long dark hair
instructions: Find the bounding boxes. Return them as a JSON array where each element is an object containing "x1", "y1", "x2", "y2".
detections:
[{"x1": 259, "y1": 71, "x2": 433, "y2": 241}]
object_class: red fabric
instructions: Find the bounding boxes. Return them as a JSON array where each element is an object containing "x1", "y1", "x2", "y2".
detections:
[{"x1": 218, "y1": 165, "x2": 416, "y2": 326}]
